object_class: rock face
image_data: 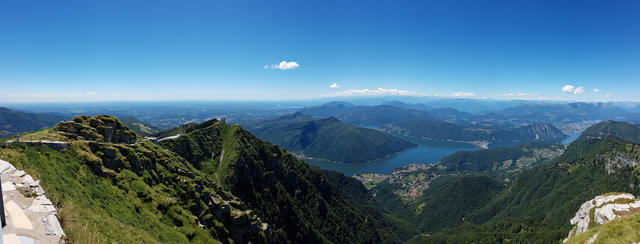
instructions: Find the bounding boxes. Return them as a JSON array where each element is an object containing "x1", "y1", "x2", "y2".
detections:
[
  {"x1": 524, "y1": 122, "x2": 567, "y2": 141},
  {"x1": 602, "y1": 150, "x2": 640, "y2": 174},
  {"x1": 564, "y1": 193, "x2": 640, "y2": 242}
]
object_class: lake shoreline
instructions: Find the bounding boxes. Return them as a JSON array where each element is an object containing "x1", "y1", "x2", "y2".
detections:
[{"x1": 303, "y1": 136, "x2": 480, "y2": 176}]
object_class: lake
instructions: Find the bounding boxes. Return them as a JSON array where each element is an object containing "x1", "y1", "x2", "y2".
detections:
[
  {"x1": 303, "y1": 136, "x2": 479, "y2": 176},
  {"x1": 562, "y1": 132, "x2": 581, "y2": 144},
  {"x1": 304, "y1": 132, "x2": 583, "y2": 176}
]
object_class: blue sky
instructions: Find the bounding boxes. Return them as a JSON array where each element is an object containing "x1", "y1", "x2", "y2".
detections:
[{"x1": 1, "y1": 0, "x2": 639, "y2": 102}]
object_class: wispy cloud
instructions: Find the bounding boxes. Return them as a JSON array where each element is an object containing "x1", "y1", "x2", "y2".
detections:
[
  {"x1": 499, "y1": 92, "x2": 539, "y2": 97},
  {"x1": 447, "y1": 91, "x2": 476, "y2": 98},
  {"x1": 264, "y1": 60, "x2": 300, "y2": 70},
  {"x1": 496, "y1": 92, "x2": 541, "y2": 100},
  {"x1": 561, "y1": 84, "x2": 585, "y2": 94},
  {"x1": 593, "y1": 88, "x2": 600, "y2": 93},
  {"x1": 323, "y1": 88, "x2": 425, "y2": 97},
  {"x1": 329, "y1": 82, "x2": 340, "y2": 89},
  {"x1": 88, "y1": 91, "x2": 97, "y2": 95}
]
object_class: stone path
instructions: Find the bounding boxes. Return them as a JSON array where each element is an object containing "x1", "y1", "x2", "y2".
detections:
[{"x1": 1, "y1": 159, "x2": 65, "y2": 244}]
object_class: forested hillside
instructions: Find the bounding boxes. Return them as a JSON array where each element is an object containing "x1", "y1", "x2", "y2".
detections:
[
  {"x1": 243, "y1": 113, "x2": 416, "y2": 163},
  {"x1": 158, "y1": 118, "x2": 413, "y2": 243},
  {"x1": 380, "y1": 119, "x2": 567, "y2": 146},
  {"x1": 0, "y1": 107, "x2": 66, "y2": 137}
]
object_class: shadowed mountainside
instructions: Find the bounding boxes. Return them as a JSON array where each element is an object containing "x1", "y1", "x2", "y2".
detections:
[
  {"x1": 0, "y1": 107, "x2": 66, "y2": 138},
  {"x1": 243, "y1": 113, "x2": 416, "y2": 163}
]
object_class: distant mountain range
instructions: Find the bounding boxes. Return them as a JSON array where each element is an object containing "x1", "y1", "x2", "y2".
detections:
[
  {"x1": 380, "y1": 119, "x2": 567, "y2": 147},
  {"x1": 243, "y1": 112, "x2": 416, "y2": 163},
  {"x1": 0, "y1": 107, "x2": 66, "y2": 137},
  {"x1": 295, "y1": 101, "x2": 637, "y2": 133},
  {"x1": 481, "y1": 102, "x2": 631, "y2": 124},
  {"x1": 298, "y1": 102, "x2": 431, "y2": 126}
]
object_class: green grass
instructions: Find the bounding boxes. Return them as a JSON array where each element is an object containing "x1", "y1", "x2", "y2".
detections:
[
  {"x1": 0, "y1": 145, "x2": 188, "y2": 243},
  {"x1": 0, "y1": 115, "x2": 271, "y2": 243}
]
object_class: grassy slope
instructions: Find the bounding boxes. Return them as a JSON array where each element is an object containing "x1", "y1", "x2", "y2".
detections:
[
  {"x1": 160, "y1": 119, "x2": 413, "y2": 243},
  {"x1": 0, "y1": 143, "x2": 222, "y2": 243},
  {"x1": 0, "y1": 115, "x2": 269, "y2": 243}
]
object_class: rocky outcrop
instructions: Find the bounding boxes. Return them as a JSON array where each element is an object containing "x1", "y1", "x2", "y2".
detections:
[
  {"x1": 601, "y1": 151, "x2": 640, "y2": 174},
  {"x1": 56, "y1": 115, "x2": 138, "y2": 144},
  {"x1": 564, "y1": 193, "x2": 640, "y2": 242}
]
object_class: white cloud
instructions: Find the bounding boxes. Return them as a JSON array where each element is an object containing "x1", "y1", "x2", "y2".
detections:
[
  {"x1": 561, "y1": 85, "x2": 575, "y2": 93},
  {"x1": 497, "y1": 93, "x2": 541, "y2": 100},
  {"x1": 605, "y1": 94, "x2": 611, "y2": 98},
  {"x1": 448, "y1": 91, "x2": 476, "y2": 98},
  {"x1": 265, "y1": 61, "x2": 300, "y2": 70},
  {"x1": 500, "y1": 92, "x2": 539, "y2": 97},
  {"x1": 593, "y1": 88, "x2": 600, "y2": 93},
  {"x1": 561, "y1": 84, "x2": 585, "y2": 94},
  {"x1": 88, "y1": 91, "x2": 97, "y2": 95},
  {"x1": 329, "y1": 82, "x2": 340, "y2": 89},
  {"x1": 324, "y1": 88, "x2": 425, "y2": 97}
]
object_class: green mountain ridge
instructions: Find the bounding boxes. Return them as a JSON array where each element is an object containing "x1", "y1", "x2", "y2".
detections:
[
  {"x1": 380, "y1": 119, "x2": 567, "y2": 146},
  {"x1": 0, "y1": 107, "x2": 67, "y2": 138},
  {"x1": 156, "y1": 117, "x2": 413, "y2": 243},
  {"x1": 577, "y1": 120, "x2": 640, "y2": 143},
  {"x1": 243, "y1": 113, "x2": 417, "y2": 163}
]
